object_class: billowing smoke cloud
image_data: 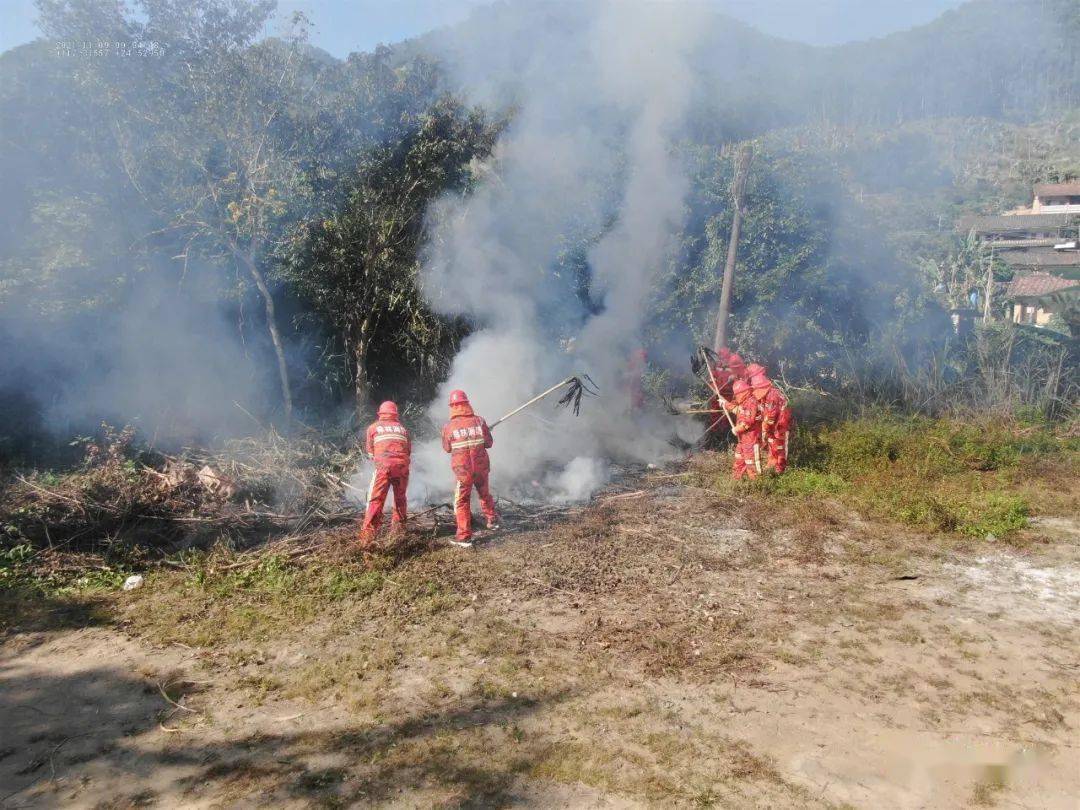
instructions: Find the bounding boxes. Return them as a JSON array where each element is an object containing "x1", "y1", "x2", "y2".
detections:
[
  {"x1": 407, "y1": 1, "x2": 710, "y2": 502},
  {"x1": 0, "y1": 256, "x2": 275, "y2": 450}
]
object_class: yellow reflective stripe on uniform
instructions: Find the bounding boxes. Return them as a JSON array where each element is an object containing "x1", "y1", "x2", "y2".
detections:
[
  {"x1": 366, "y1": 472, "x2": 377, "y2": 507},
  {"x1": 450, "y1": 439, "x2": 486, "y2": 449},
  {"x1": 372, "y1": 434, "x2": 406, "y2": 443},
  {"x1": 752, "y1": 443, "x2": 761, "y2": 474}
]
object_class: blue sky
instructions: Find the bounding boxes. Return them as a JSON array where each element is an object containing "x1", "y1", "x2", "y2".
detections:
[{"x1": 1, "y1": 0, "x2": 968, "y2": 56}]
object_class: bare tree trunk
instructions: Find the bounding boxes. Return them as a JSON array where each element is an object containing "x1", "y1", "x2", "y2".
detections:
[
  {"x1": 713, "y1": 143, "x2": 754, "y2": 354},
  {"x1": 353, "y1": 348, "x2": 371, "y2": 417},
  {"x1": 238, "y1": 250, "x2": 293, "y2": 423},
  {"x1": 713, "y1": 202, "x2": 744, "y2": 352},
  {"x1": 351, "y1": 318, "x2": 373, "y2": 418}
]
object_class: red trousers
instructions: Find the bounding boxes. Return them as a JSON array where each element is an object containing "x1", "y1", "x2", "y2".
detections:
[
  {"x1": 732, "y1": 438, "x2": 762, "y2": 480},
  {"x1": 766, "y1": 430, "x2": 789, "y2": 473},
  {"x1": 360, "y1": 465, "x2": 408, "y2": 544},
  {"x1": 453, "y1": 468, "x2": 497, "y2": 541}
]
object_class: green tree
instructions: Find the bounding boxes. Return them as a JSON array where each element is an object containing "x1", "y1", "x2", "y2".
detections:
[
  {"x1": 36, "y1": 0, "x2": 333, "y2": 422},
  {"x1": 653, "y1": 138, "x2": 947, "y2": 384},
  {"x1": 281, "y1": 99, "x2": 498, "y2": 411}
]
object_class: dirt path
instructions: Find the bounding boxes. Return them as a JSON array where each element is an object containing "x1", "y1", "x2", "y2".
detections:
[{"x1": 2, "y1": 481, "x2": 1077, "y2": 808}]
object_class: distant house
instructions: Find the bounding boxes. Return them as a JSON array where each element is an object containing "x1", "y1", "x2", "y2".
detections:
[
  {"x1": 1005, "y1": 272, "x2": 1076, "y2": 327},
  {"x1": 1030, "y1": 182, "x2": 1080, "y2": 214},
  {"x1": 958, "y1": 183, "x2": 1080, "y2": 331}
]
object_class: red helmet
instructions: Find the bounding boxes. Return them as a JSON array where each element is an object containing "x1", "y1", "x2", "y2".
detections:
[
  {"x1": 448, "y1": 389, "x2": 470, "y2": 406},
  {"x1": 728, "y1": 352, "x2": 745, "y2": 369},
  {"x1": 377, "y1": 400, "x2": 399, "y2": 418},
  {"x1": 733, "y1": 379, "x2": 751, "y2": 400},
  {"x1": 750, "y1": 373, "x2": 771, "y2": 390},
  {"x1": 746, "y1": 363, "x2": 766, "y2": 378},
  {"x1": 717, "y1": 346, "x2": 732, "y2": 362}
]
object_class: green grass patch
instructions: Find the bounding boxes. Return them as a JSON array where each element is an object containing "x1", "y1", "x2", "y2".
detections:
[
  {"x1": 798, "y1": 414, "x2": 1068, "y2": 479},
  {"x1": 123, "y1": 551, "x2": 393, "y2": 648},
  {"x1": 697, "y1": 414, "x2": 1075, "y2": 539},
  {"x1": 754, "y1": 469, "x2": 848, "y2": 497}
]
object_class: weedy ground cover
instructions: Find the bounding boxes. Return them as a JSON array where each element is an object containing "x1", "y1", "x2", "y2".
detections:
[
  {"x1": 694, "y1": 414, "x2": 1079, "y2": 540},
  {"x1": 3, "y1": 421, "x2": 1078, "y2": 807}
]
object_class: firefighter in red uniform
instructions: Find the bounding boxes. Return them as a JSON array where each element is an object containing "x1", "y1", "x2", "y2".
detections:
[
  {"x1": 775, "y1": 402, "x2": 793, "y2": 472},
  {"x1": 751, "y1": 373, "x2": 792, "y2": 473},
  {"x1": 441, "y1": 390, "x2": 498, "y2": 547},
  {"x1": 712, "y1": 364, "x2": 735, "y2": 404},
  {"x1": 709, "y1": 351, "x2": 741, "y2": 404},
  {"x1": 359, "y1": 400, "x2": 411, "y2": 547},
  {"x1": 728, "y1": 352, "x2": 749, "y2": 382},
  {"x1": 730, "y1": 379, "x2": 763, "y2": 480}
]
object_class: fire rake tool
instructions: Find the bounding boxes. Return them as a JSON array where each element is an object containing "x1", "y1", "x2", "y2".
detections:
[
  {"x1": 695, "y1": 346, "x2": 737, "y2": 433},
  {"x1": 489, "y1": 375, "x2": 600, "y2": 430}
]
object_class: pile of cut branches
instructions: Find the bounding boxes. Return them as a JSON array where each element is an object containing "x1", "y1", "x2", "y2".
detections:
[{"x1": 0, "y1": 424, "x2": 363, "y2": 556}]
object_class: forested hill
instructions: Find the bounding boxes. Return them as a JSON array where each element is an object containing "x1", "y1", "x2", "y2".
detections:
[
  {"x1": 818, "y1": 0, "x2": 1080, "y2": 123},
  {"x1": 413, "y1": 0, "x2": 1079, "y2": 136}
]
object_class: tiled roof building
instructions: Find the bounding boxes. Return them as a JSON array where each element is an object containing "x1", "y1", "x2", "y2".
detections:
[
  {"x1": 958, "y1": 183, "x2": 1079, "y2": 331},
  {"x1": 1001, "y1": 248, "x2": 1080, "y2": 270},
  {"x1": 957, "y1": 213, "x2": 1077, "y2": 234},
  {"x1": 1006, "y1": 272, "x2": 1076, "y2": 298}
]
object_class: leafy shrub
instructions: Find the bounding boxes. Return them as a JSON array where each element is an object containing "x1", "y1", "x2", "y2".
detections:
[
  {"x1": 812, "y1": 418, "x2": 911, "y2": 478},
  {"x1": 952, "y1": 493, "x2": 1030, "y2": 538}
]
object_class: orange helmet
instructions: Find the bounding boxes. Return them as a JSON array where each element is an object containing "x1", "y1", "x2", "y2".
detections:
[
  {"x1": 377, "y1": 400, "x2": 399, "y2": 418},
  {"x1": 448, "y1": 389, "x2": 470, "y2": 406},
  {"x1": 750, "y1": 374, "x2": 771, "y2": 390},
  {"x1": 746, "y1": 363, "x2": 766, "y2": 378},
  {"x1": 733, "y1": 379, "x2": 751, "y2": 401}
]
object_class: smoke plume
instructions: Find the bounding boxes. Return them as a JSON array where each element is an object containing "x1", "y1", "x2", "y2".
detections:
[{"x1": 406, "y1": 1, "x2": 710, "y2": 502}]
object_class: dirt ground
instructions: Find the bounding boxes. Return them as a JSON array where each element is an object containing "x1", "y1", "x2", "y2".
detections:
[{"x1": 2, "y1": 463, "x2": 1078, "y2": 809}]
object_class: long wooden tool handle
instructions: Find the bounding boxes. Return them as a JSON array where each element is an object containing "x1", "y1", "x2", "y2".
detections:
[
  {"x1": 701, "y1": 348, "x2": 737, "y2": 432},
  {"x1": 489, "y1": 377, "x2": 575, "y2": 430}
]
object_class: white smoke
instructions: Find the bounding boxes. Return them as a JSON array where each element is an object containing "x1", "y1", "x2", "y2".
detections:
[
  {"x1": 547, "y1": 456, "x2": 611, "y2": 503},
  {"x1": 405, "y1": 0, "x2": 710, "y2": 504}
]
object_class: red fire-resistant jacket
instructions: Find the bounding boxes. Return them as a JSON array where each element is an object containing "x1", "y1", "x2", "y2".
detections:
[
  {"x1": 441, "y1": 404, "x2": 494, "y2": 473},
  {"x1": 706, "y1": 363, "x2": 734, "y2": 407},
  {"x1": 366, "y1": 416, "x2": 411, "y2": 470},
  {"x1": 758, "y1": 386, "x2": 788, "y2": 435},
  {"x1": 732, "y1": 399, "x2": 762, "y2": 444}
]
